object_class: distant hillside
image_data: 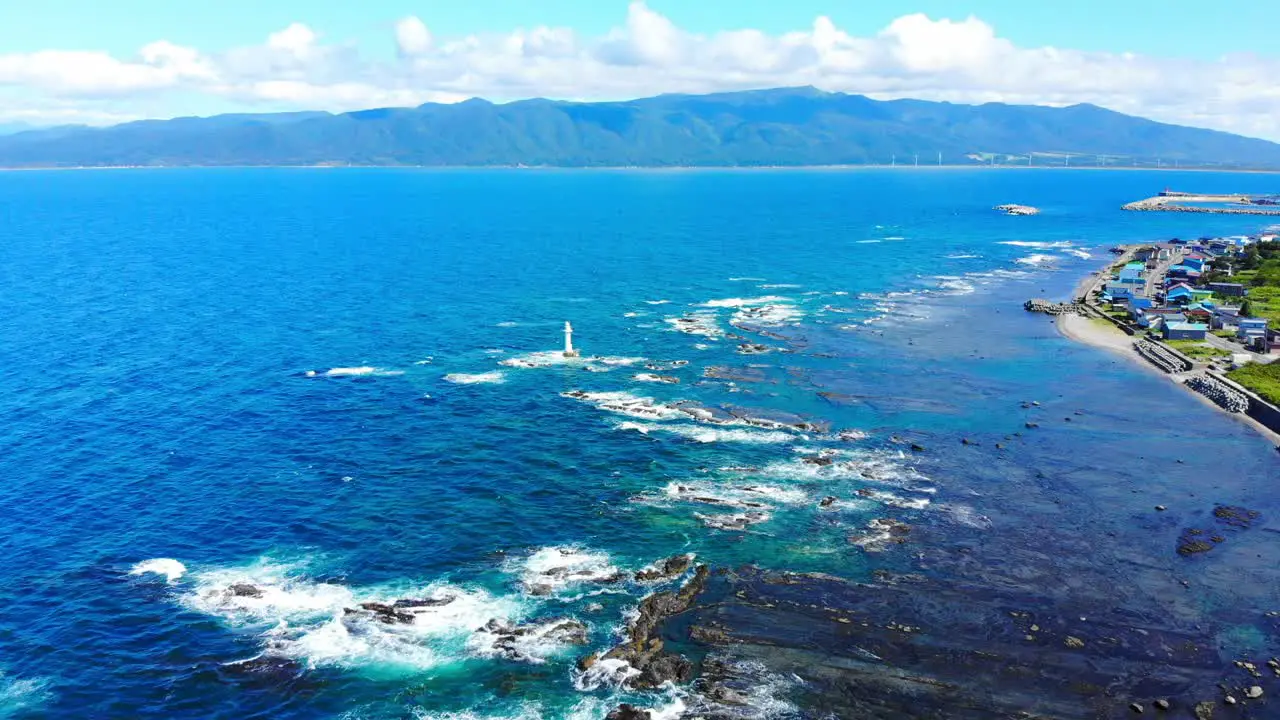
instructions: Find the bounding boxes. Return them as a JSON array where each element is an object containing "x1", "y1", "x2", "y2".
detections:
[{"x1": 2, "y1": 87, "x2": 1279, "y2": 168}]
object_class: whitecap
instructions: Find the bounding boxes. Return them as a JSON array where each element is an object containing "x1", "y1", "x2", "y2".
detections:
[
  {"x1": 177, "y1": 558, "x2": 526, "y2": 672},
  {"x1": 0, "y1": 671, "x2": 51, "y2": 716},
  {"x1": 130, "y1": 558, "x2": 187, "y2": 583},
  {"x1": 632, "y1": 373, "x2": 678, "y2": 384},
  {"x1": 1014, "y1": 254, "x2": 1058, "y2": 266},
  {"x1": 325, "y1": 366, "x2": 377, "y2": 377},
  {"x1": 727, "y1": 277, "x2": 766, "y2": 282},
  {"x1": 444, "y1": 372, "x2": 506, "y2": 385},
  {"x1": 731, "y1": 303, "x2": 802, "y2": 327},
  {"x1": 854, "y1": 240, "x2": 882, "y2": 244},
  {"x1": 702, "y1": 295, "x2": 791, "y2": 308},
  {"x1": 512, "y1": 546, "x2": 621, "y2": 595},
  {"x1": 759, "y1": 283, "x2": 802, "y2": 289},
  {"x1": 573, "y1": 657, "x2": 640, "y2": 691},
  {"x1": 616, "y1": 421, "x2": 793, "y2": 444},
  {"x1": 936, "y1": 278, "x2": 976, "y2": 295},
  {"x1": 644, "y1": 299, "x2": 671, "y2": 305},
  {"x1": 665, "y1": 312, "x2": 723, "y2": 339},
  {"x1": 562, "y1": 391, "x2": 685, "y2": 421},
  {"x1": 1062, "y1": 248, "x2": 1092, "y2": 259},
  {"x1": 997, "y1": 240, "x2": 1076, "y2": 249},
  {"x1": 496, "y1": 322, "x2": 519, "y2": 328},
  {"x1": 946, "y1": 253, "x2": 980, "y2": 259}
]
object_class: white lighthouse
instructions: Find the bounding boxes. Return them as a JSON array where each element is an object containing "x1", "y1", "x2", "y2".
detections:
[{"x1": 563, "y1": 321, "x2": 580, "y2": 358}]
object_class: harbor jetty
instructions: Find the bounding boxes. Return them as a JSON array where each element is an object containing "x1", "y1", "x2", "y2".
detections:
[
  {"x1": 1023, "y1": 299, "x2": 1082, "y2": 315},
  {"x1": 995, "y1": 204, "x2": 1039, "y2": 216},
  {"x1": 1123, "y1": 191, "x2": 1280, "y2": 216}
]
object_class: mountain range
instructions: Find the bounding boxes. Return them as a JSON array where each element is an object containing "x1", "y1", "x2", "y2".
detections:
[{"x1": 2, "y1": 87, "x2": 1279, "y2": 168}]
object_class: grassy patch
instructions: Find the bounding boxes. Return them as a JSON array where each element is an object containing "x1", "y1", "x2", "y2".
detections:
[
  {"x1": 1089, "y1": 316, "x2": 1123, "y2": 332},
  {"x1": 1165, "y1": 340, "x2": 1231, "y2": 359},
  {"x1": 1213, "y1": 329, "x2": 1237, "y2": 339},
  {"x1": 1228, "y1": 362, "x2": 1280, "y2": 406}
]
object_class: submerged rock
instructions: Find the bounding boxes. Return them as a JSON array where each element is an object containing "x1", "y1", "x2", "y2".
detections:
[
  {"x1": 591, "y1": 565, "x2": 709, "y2": 689},
  {"x1": 351, "y1": 602, "x2": 415, "y2": 624},
  {"x1": 482, "y1": 618, "x2": 589, "y2": 662},
  {"x1": 606, "y1": 704, "x2": 652, "y2": 720},
  {"x1": 635, "y1": 554, "x2": 694, "y2": 582},
  {"x1": 227, "y1": 583, "x2": 263, "y2": 598}
]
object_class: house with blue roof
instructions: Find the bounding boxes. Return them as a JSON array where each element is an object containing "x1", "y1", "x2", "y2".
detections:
[{"x1": 1163, "y1": 322, "x2": 1208, "y2": 341}]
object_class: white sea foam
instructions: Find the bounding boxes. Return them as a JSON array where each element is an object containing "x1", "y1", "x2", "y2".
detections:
[
  {"x1": 1015, "y1": 254, "x2": 1058, "y2": 266},
  {"x1": 562, "y1": 391, "x2": 686, "y2": 421},
  {"x1": 727, "y1": 277, "x2": 766, "y2": 282},
  {"x1": 946, "y1": 253, "x2": 980, "y2": 259},
  {"x1": 321, "y1": 366, "x2": 404, "y2": 377},
  {"x1": 703, "y1": 296, "x2": 790, "y2": 308},
  {"x1": 177, "y1": 558, "x2": 525, "y2": 672},
  {"x1": 849, "y1": 518, "x2": 910, "y2": 552},
  {"x1": 130, "y1": 558, "x2": 187, "y2": 583},
  {"x1": 855, "y1": 239, "x2": 882, "y2": 244},
  {"x1": 1062, "y1": 248, "x2": 1092, "y2": 259},
  {"x1": 935, "y1": 278, "x2": 976, "y2": 295},
  {"x1": 482, "y1": 349, "x2": 506, "y2": 355},
  {"x1": 665, "y1": 312, "x2": 723, "y2": 339},
  {"x1": 513, "y1": 546, "x2": 621, "y2": 595},
  {"x1": 759, "y1": 283, "x2": 801, "y2": 289},
  {"x1": 884, "y1": 236, "x2": 906, "y2": 241},
  {"x1": 0, "y1": 672, "x2": 51, "y2": 716},
  {"x1": 858, "y1": 489, "x2": 932, "y2": 510},
  {"x1": 616, "y1": 421, "x2": 793, "y2": 444},
  {"x1": 940, "y1": 504, "x2": 993, "y2": 529},
  {"x1": 496, "y1": 322, "x2": 519, "y2": 328},
  {"x1": 500, "y1": 351, "x2": 645, "y2": 371},
  {"x1": 997, "y1": 240, "x2": 1076, "y2": 249},
  {"x1": 731, "y1": 302, "x2": 802, "y2": 327},
  {"x1": 467, "y1": 618, "x2": 591, "y2": 665},
  {"x1": 574, "y1": 657, "x2": 641, "y2": 691},
  {"x1": 632, "y1": 373, "x2": 679, "y2": 384},
  {"x1": 644, "y1": 299, "x2": 671, "y2": 305},
  {"x1": 444, "y1": 372, "x2": 506, "y2": 385}
]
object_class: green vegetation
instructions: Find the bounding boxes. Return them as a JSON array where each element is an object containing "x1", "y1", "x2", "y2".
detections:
[
  {"x1": 1228, "y1": 362, "x2": 1280, "y2": 406},
  {"x1": 4, "y1": 88, "x2": 1280, "y2": 168},
  {"x1": 1166, "y1": 340, "x2": 1232, "y2": 359},
  {"x1": 1205, "y1": 241, "x2": 1280, "y2": 325},
  {"x1": 1213, "y1": 329, "x2": 1237, "y2": 339}
]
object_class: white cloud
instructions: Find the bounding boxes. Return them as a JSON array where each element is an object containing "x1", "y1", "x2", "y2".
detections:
[
  {"x1": 1, "y1": 3, "x2": 1278, "y2": 141},
  {"x1": 395, "y1": 17, "x2": 432, "y2": 57}
]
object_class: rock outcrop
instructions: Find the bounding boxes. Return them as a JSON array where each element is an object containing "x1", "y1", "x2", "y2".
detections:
[{"x1": 588, "y1": 565, "x2": 709, "y2": 689}]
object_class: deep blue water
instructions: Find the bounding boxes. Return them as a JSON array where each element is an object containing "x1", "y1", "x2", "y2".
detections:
[{"x1": 2, "y1": 168, "x2": 1279, "y2": 719}]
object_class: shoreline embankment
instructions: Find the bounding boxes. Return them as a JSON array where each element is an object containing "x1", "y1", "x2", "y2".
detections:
[{"x1": 1053, "y1": 250, "x2": 1280, "y2": 445}]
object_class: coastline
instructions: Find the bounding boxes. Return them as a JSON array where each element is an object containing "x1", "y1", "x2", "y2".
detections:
[
  {"x1": 2, "y1": 164, "x2": 1280, "y2": 174},
  {"x1": 1055, "y1": 258, "x2": 1280, "y2": 445}
]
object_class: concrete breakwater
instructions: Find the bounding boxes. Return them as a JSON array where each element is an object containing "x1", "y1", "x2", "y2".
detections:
[
  {"x1": 1024, "y1": 299, "x2": 1082, "y2": 315},
  {"x1": 1134, "y1": 339, "x2": 1192, "y2": 374},
  {"x1": 1123, "y1": 194, "x2": 1280, "y2": 216},
  {"x1": 1184, "y1": 375, "x2": 1249, "y2": 413},
  {"x1": 995, "y1": 204, "x2": 1039, "y2": 216}
]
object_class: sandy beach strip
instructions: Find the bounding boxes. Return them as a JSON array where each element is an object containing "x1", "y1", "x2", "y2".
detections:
[{"x1": 1054, "y1": 258, "x2": 1280, "y2": 445}]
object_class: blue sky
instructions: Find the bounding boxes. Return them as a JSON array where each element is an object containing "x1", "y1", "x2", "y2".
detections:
[
  {"x1": 5, "y1": 0, "x2": 1276, "y2": 59},
  {"x1": 1, "y1": 1, "x2": 1278, "y2": 139}
]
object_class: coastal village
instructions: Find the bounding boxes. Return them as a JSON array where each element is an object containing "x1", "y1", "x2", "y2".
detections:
[{"x1": 1029, "y1": 226, "x2": 1280, "y2": 439}]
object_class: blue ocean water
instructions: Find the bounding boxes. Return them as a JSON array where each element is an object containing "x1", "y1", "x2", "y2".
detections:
[{"x1": 1, "y1": 167, "x2": 1279, "y2": 719}]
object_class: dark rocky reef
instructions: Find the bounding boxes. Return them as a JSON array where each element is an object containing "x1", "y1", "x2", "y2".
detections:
[
  {"x1": 635, "y1": 554, "x2": 694, "y2": 583},
  {"x1": 647, "y1": 566, "x2": 1240, "y2": 718},
  {"x1": 581, "y1": 565, "x2": 709, "y2": 690}
]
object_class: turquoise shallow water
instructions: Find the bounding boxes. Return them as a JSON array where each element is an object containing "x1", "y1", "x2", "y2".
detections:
[{"x1": 1, "y1": 168, "x2": 1279, "y2": 719}]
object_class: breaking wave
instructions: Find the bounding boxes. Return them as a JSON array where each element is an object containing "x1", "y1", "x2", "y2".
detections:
[{"x1": 444, "y1": 372, "x2": 506, "y2": 385}]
